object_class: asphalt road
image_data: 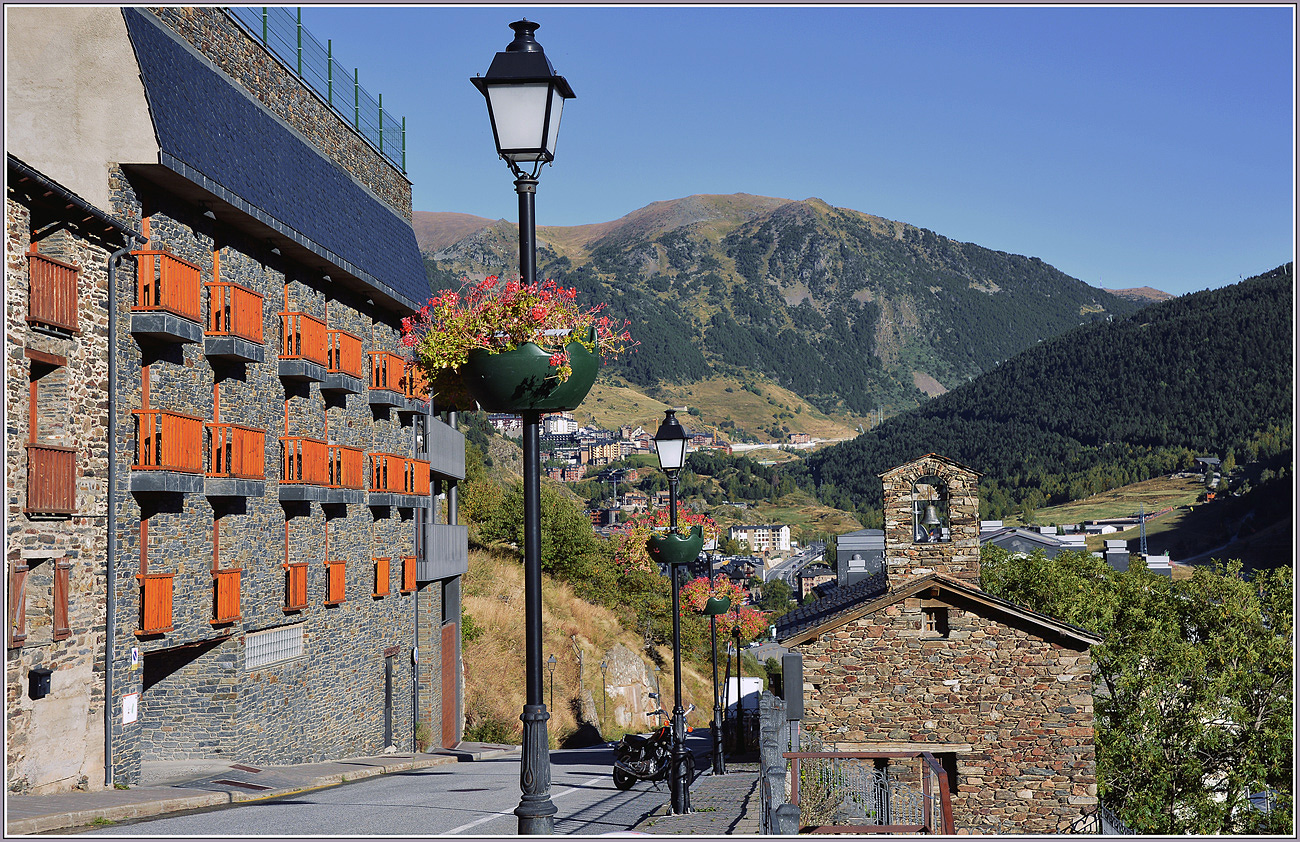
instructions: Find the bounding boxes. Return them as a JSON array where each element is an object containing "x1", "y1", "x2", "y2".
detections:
[{"x1": 85, "y1": 736, "x2": 713, "y2": 836}]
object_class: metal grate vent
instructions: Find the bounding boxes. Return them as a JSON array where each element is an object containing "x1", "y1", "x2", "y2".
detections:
[{"x1": 245, "y1": 623, "x2": 304, "y2": 669}]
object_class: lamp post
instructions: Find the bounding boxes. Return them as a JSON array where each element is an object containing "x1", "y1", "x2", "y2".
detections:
[
  {"x1": 472, "y1": 19, "x2": 574, "y2": 836},
  {"x1": 732, "y1": 626, "x2": 744, "y2": 753},
  {"x1": 547, "y1": 654, "x2": 557, "y2": 712},
  {"x1": 702, "y1": 596, "x2": 731, "y2": 775},
  {"x1": 652, "y1": 408, "x2": 692, "y2": 815},
  {"x1": 599, "y1": 659, "x2": 608, "y2": 727}
]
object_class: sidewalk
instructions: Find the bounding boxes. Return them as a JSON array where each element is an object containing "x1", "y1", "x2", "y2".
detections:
[
  {"x1": 630, "y1": 758, "x2": 762, "y2": 835},
  {"x1": 4, "y1": 743, "x2": 519, "y2": 835}
]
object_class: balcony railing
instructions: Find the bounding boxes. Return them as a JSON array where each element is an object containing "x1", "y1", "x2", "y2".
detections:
[
  {"x1": 207, "y1": 423, "x2": 266, "y2": 479},
  {"x1": 401, "y1": 365, "x2": 429, "y2": 402},
  {"x1": 206, "y1": 281, "x2": 264, "y2": 344},
  {"x1": 328, "y1": 444, "x2": 365, "y2": 489},
  {"x1": 284, "y1": 562, "x2": 308, "y2": 612},
  {"x1": 133, "y1": 250, "x2": 202, "y2": 324},
  {"x1": 25, "y1": 443, "x2": 76, "y2": 515},
  {"x1": 325, "y1": 560, "x2": 346, "y2": 605},
  {"x1": 369, "y1": 351, "x2": 405, "y2": 392},
  {"x1": 326, "y1": 329, "x2": 364, "y2": 377},
  {"x1": 406, "y1": 458, "x2": 431, "y2": 496},
  {"x1": 26, "y1": 251, "x2": 79, "y2": 334},
  {"x1": 133, "y1": 410, "x2": 204, "y2": 473},
  {"x1": 213, "y1": 568, "x2": 241, "y2": 624},
  {"x1": 281, "y1": 436, "x2": 330, "y2": 486},
  {"x1": 369, "y1": 452, "x2": 404, "y2": 493},
  {"x1": 137, "y1": 573, "x2": 174, "y2": 635},
  {"x1": 785, "y1": 751, "x2": 954, "y2": 835},
  {"x1": 401, "y1": 556, "x2": 416, "y2": 593},
  {"x1": 374, "y1": 557, "x2": 391, "y2": 597},
  {"x1": 279, "y1": 311, "x2": 328, "y2": 366}
]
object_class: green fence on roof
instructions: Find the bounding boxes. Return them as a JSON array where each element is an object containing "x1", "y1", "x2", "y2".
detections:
[{"x1": 225, "y1": 6, "x2": 406, "y2": 173}]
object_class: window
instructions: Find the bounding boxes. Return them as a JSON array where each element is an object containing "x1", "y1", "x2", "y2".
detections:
[
  {"x1": 245, "y1": 624, "x2": 304, "y2": 669},
  {"x1": 25, "y1": 351, "x2": 75, "y2": 518},
  {"x1": 8, "y1": 557, "x2": 70, "y2": 647},
  {"x1": 922, "y1": 606, "x2": 949, "y2": 638}
]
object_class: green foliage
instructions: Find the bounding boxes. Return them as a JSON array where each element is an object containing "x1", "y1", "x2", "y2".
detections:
[
  {"x1": 759, "y1": 578, "x2": 793, "y2": 618},
  {"x1": 463, "y1": 710, "x2": 519, "y2": 745},
  {"x1": 461, "y1": 605, "x2": 484, "y2": 644},
  {"x1": 479, "y1": 481, "x2": 599, "y2": 578},
  {"x1": 807, "y1": 265, "x2": 1294, "y2": 517},
  {"x1": 981, "y1": 546, "x2": 1293, "y2": 834}
]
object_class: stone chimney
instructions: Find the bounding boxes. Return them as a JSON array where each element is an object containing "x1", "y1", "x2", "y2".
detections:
[{"x1": 879, "y1": 454, "x2": 982, "y2": 587}]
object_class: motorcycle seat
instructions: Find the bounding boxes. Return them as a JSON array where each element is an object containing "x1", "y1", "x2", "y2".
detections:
[{"x1": 623, "y1": 733, "x2": 652, "y2": 748}]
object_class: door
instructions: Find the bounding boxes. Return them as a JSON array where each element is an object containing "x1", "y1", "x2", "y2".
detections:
[
  {"x1": 440, "y1": 622, "x2": 457, "y2": 747},
  {"x1": 384, "y1": 653, "x2": 394, "y2": 749}
]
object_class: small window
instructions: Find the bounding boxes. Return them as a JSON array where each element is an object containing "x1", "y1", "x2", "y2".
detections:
[
  {"x1": 922, "y1": 607, "x2": 949, "y2": 637},
  {"x1": 245, "y1": 624, "x2": 304, "y2": 669}
]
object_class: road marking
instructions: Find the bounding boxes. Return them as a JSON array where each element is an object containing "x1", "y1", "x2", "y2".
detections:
[{"x1": 445, "y1": 777, "x2": 605, "y2": 834}]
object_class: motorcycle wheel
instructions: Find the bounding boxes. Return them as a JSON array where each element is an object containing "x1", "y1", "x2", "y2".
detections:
[{"x1": 613, "y1": 768, "x2": 636, "y2": 791}]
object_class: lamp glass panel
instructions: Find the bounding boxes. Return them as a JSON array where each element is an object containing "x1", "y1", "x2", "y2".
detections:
[
  {"x1": 653, "y1": 437, "x2": 688, "y2": 471},
  {"x1": 544, "y1": 87, "x2": 565, "y2": 158},
  {"x1": 486, "y1": 83, "x2": 551, "y2": 160}
]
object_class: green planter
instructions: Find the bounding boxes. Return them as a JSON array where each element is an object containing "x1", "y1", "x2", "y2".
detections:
[
  {"x1": 424, "y1": 367, "x2": 478, "y2": 413},
  {"x1": 461, "y1": 327, "x2": 598, "y2": 412},
  {"x1": 647, "y1": 524, "x2": 705, "y2": 567}
]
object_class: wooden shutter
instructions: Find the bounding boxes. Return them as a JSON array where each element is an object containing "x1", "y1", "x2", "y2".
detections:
[
  {"x1": 8, "y1": 564, "x2": 29, "y2": 648},
  {"x1": 52, "y1": 561, "x2": 71, "y2": 640}
]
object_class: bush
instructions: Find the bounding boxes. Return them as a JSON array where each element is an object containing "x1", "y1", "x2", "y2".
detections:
[{"x1": 463, "y1": 710, "x2": 519, "y2": 745}]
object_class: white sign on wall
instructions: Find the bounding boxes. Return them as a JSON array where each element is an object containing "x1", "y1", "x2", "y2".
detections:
[{"x1": 122, "y1": 692, "x2": 139, "y2": 725}]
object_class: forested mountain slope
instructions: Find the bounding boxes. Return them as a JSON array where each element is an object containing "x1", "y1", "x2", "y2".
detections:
[
  {"x1": 802, "y1": 264, "x2": 1294, "y2": 518},
  {"x1": 418, "y1": 195, "x2": 1143, "y2": 417}
]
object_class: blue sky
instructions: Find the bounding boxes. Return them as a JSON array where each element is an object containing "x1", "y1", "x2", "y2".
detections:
[{"x1": 301, "y1": 5, "x2": 1295, "y2": 296}]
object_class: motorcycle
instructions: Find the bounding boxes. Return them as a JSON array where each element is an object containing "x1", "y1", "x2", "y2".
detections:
[{"x1": 611, "y1": 693, "x2": 696, "y2": 791}]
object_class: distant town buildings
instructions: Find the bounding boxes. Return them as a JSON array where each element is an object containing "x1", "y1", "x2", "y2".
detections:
[{"x1": 728, "y1": 524, "x2": 792, "y2": 556}]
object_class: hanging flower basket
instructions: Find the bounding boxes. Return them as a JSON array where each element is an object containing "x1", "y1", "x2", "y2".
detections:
[
  {"x1": 647, "y1": 523, "x2": 705, "y2": 567},
  {"x1": 400, "y1": 275, "x2": 635, "y2": 414},
  {"x1": 462, "y1": 327, "x2": 598, "y2": 412}
]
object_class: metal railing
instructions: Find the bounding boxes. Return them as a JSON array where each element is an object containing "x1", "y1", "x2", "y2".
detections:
[
  {"x1": 1069, "y1": 800, "x2": 1135, "y2": 835},
  {"x1": 225, "y1": 7, "x2": 406, "y2": 172}
]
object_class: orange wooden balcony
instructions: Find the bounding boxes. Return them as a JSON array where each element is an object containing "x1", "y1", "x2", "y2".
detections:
[
  {"x1": 207, "y1": 423, "x2": 266, "y2": 479},
  {"x1": 206, "y1": 282, "x2": 264, "y2": 344},
  {"x1": 137, "y1": 573, "x2": 174, "y2": 635},
  {"x1": 284, "y1": 562, "x2": 308, "y2": 612},
  {"x1": 369, "y1": 351, "x2": 406, "y2": 392},
  {"x1": 374, "y1": 557, "x2": 391, "y2": 597},
  {"x1": 401, "y1": 556, "x2": 417, "y2": 593},
  {"x1": 25, "y1": 443, "x2": 76, "y2": 515},
  {"x1": 279, "y1": 312, "x2": 328, "y2": 366},
  {"x1": 133, "y1": 410, "x2": 204, "y2": 473},
  {"x1": 406, "y1": 458, "x2": 431, "y2": 496},
  {"x1": 369, "y1": 452, "x2": 406, "y2": 492},
  {"x1": 26, "y1": 251, "x2": 80, "y2": 334},
  {"x1": 133, "y1": 250, "x2": 202, "y2": 324},
  {"x1": 281, "y1": 436, "x2": 330, "y2": 486},
  {"x1": 401, "y1": 366, "x2": 429, "y2": 402},
  {"x1": 212, "y1": 568, "x2": 241, "y2": 624},
  {"x1": 328, "y1": 444, "x2": 365, "y2": 489},
  {"x1": 327, "y1": 329, "x2": 364, "y2": 377},
  {"x1": 325, "y1": 560, "x2": 346, "y2": 605}
]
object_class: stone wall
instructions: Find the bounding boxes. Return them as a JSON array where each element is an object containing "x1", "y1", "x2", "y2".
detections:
[
  {"x1": 880, "y1": 455, "x2": 981, "y2": 584},
  {"x1": 147, "y1": 7, "x2": 413, "y2": 222},
  {"x1": 105, "y1": 168, "x2": 434, "y2": 782},
  {"x1": 5, "y1": 194, "x2": 113, "y2": 794},
  {"x1": 795, "y1": 598, "x2": 1097, "y2": 833}
]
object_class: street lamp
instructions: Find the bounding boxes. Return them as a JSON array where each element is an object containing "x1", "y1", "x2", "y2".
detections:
[
  {"x1": 703, "y1": 595, "x2": 731, "y2": 775},
  {"x1": 547, "y1": 654, "x2": 557, "y2": 712},
  {"x1": 599, "y1": 659, "x2": 608, "y2": 728},
  {"x1": 652, "y1": 408, "x2": 692, "y2": 815},
  {"x1": 472, "y1": 19, "x2": 575, "y2": 836}
]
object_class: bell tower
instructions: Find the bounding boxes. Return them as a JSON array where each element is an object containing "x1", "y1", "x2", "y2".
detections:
[{"x1": 879, "y1": 454, "x2": 981, "y2": 586}]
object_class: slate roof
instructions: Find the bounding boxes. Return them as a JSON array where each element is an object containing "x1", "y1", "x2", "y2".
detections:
[
  {"x1": 775, "y1": 572, "x2": 1102, "y2": 649},
  {"x1": 121, "y1": 9, "x2": 427, "y2": 311}
]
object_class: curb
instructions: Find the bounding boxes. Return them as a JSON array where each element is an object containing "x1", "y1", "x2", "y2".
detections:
[{"x1": 5, "y1": 753, "x2": 463, "y2": 835}]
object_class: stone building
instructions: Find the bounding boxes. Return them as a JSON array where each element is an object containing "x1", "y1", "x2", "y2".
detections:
[
  {"x1": 6, "y1": 6, "x2": 467, "y2": 793},
  {"x1": 776, "y1": 454, "x2": 1101, "y2": 833}
]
